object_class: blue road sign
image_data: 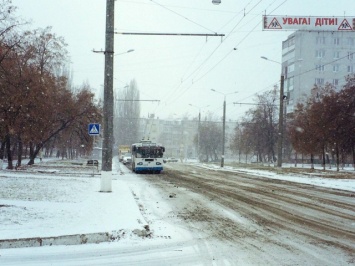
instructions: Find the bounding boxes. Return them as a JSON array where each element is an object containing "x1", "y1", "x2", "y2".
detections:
[{"x1": 88, "y1": 123, "x2": 100, "y2": 135}]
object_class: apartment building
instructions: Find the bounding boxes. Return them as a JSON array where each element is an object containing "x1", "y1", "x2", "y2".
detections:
[{"x1": 282, "y1": 30, "x2": 355, "y2": 113}]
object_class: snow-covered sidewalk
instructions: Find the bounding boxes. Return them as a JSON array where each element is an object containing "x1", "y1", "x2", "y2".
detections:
[{"x1": 0, "y1": 157, "x2": 146, "y2": 244}]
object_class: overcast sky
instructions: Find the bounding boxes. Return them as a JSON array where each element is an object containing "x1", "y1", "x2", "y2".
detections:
[{"x1": 11, "y1": 0, "x2": 355, "y2": 120}]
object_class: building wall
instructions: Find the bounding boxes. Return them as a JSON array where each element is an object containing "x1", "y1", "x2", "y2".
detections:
[
  {"x1": 282, "y1": 31, "x2": 355, "y2": 113},
  {"x1": 137, "y1": 117, "x2": 238, "y2": 160}
]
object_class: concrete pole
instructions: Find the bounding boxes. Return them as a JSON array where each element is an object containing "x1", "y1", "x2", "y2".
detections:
[
  {"x1": 197, "y1": 111, "x2": 200, "y2": 160},
  {"x1": 101, "y1": 0, "x2": 114, "y2": 192},
  {"x1": 221, "y1": 97, "x2": 226, "y2": 168},
  {"x1": 277, "y1": 74, "x2": 284, "y2": 168}
]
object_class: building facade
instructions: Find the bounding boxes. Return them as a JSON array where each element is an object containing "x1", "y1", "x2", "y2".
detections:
[
  {"x1": 137, "y1": 116, "x2": 238, "y2": 160},
  {"x1": 282, "y1": 31, "x2": 355, "y2": 113}
]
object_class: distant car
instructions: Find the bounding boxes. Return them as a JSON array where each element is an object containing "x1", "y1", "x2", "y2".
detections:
[
  {"x1": 163, "y1": 157, "x2": 178, "y2": 163},
  {"x1": 122, "y1": 153, "x2": 132, "y2": 165},
  {"x1": 87, "y1": 159, "x2": 99, "y2": 166}
]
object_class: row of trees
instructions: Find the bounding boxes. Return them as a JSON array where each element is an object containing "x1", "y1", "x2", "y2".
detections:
[
  {"x1": 196, "y1": 118, "x2": 223, "y2": 162},
  {"x1": 289, "y1": 76, "x2": 355, "y2": 170},
  {"x1": 231, "y1": 88, "x2": 278, "y2": 163},
  {"x1": 229, "y1": 75, "x2": 355, "y2": 170},
  {"x1": 0, "y1": 1, "x2": 101, "y2": 169}
]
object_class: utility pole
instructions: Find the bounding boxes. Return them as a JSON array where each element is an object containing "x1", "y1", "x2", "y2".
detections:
[
  {"x1": 277, "y1": 74, "x2": 284, "y2": 167},
  {"x1": 101, "y1": 0, "x2": 114, "y2": 192},
  {"x1": 189, "y1": 104, "x2": 209, "y2": 161},
  {"x1": 198, "y1": 111, "x2": 201, "y2": 159},
  {"x1": 211, "y1": 89, "x2": 237, "y2": 168},
  {"x1": 221, "y1": 97, "x2": 226, "y2": 167}
]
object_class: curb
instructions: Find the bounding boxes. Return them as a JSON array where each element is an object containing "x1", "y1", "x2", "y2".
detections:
[
  {"x1": 0, "y1": 228, "x2": 151, "y2": 249},
  {"x1": 0, "y1": 232, "x2": 112, "y2": 249}
]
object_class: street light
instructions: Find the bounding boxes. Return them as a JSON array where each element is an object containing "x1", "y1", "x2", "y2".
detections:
[
  {"x1": 189, "y1": 104, "x2": 210, "y2": 161},
  {"x1": 210, "y1": 89, "x2": 238, "y2": 167},
  {"x1": 261, "y1": 56, "x2": 285, "y2": 167},
  {"x1": 115, "y1": 49, "x2": 135, "y2": 56}
]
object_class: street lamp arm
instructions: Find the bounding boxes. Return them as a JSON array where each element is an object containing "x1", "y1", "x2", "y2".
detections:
[
  {"x1": 211, "y1": 89, "x2": 238, "y2": 97},
  {"x1": 115, "y1": 49, "x2": 135, "y2": 56},
  {"x1": 260, "y1": 56, "x2": 281, "y2": 65}
]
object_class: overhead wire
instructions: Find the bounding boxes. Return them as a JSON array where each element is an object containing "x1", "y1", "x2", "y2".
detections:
[
  {"x1": 229, "y1": 51, "x2": 355, "y2": 119},
  {"x1": 121, "y1": 0, "x2": 289, "y2": 118},
  {"x1": 193, "y1": 0, "x2": 289, "y2": 86},
  {"x1": 144, "y1": 0, "x2": 234, "y2": 107},
  {"x1": 149, "y1": 0, "x2": 217, "y2": 34},
  {"x1": 224, "y1": 0, "x2": 291, "y2": 118},
  {"x1": 160, "y1": 0, "x2": 262, "y2": 107},
  {"x1": 163, "y1": 0, "x2": 264, "y2": 107}
]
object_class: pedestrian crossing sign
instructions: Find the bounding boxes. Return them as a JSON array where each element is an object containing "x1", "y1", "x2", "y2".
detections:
[{"x1": 88, "y1": 123, "x2": 100, "y2": 135}]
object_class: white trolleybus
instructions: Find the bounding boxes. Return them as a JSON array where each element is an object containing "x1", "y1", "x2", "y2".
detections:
[{"x1": 131, "y1": 140, "x2": 165, "y2": 174}]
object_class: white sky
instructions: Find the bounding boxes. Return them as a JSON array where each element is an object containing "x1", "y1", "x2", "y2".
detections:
[{"x1": 11, "y1": 0, "x2": 355, "y2": 120}]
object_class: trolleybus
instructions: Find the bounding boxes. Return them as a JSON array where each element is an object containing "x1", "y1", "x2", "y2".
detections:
[{"x1": 131, "y1": 140, "x2": 165, "y2": 174}]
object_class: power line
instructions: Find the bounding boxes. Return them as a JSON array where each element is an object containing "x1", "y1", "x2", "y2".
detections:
[
  {"x1": 149, "y1": 0, "x2": 217, "y2": 34},
  {"x1": 162, "y1": 0, "x2": 266, "y2": 106}
]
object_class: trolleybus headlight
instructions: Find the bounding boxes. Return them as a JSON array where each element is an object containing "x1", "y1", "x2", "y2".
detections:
[
  {"x1": 156, "y1": 162, "x2": 161, "y2": 165},
  {"x1": 137, "y1": 162, "x2": 143, "y2": 165}
]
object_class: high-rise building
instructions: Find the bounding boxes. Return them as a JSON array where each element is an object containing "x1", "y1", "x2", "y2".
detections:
[{"x1": 282, "y1": 31, "x2": 355, "y2": 113}]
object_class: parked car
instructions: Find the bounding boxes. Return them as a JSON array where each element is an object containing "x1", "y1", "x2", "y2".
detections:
[
  {"x1": 87, "y1": 159, "x2": 99, "y2": 166},
  {"x1": 163, "y1": 157, "x2": 178, "y2": 163},
  {"x1": 122, "y1": 153, "x2": 132, "y2": 165}
]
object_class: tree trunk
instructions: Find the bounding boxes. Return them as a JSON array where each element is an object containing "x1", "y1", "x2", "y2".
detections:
[
  {"x1": 335, "y1": 144, "x2": 340, "y2": 172},
  {"x1": 326, "y1": 153, "x2": 331, "y2": 169},
  {"x1": 0, "y1": 138, "x2": 6, "y2": 160},
  {"x1": 310, "y1": 153, "x2": 314, "y2": 169},
  {"x1": 322, "y1": 146, "x2": 326, "y2": 170},
  {"x1": 5, "y1": 134, "x2": 13, "y2": 169},
  {"x1": 17, "y1": 136, "x2": 23, "y2": 167},
  {"x1": 294, "y1": 152, "x2": 297, "y2": 167},
  {"x1": 28, "y1": 142, "x2": 35, "y2": 165}
]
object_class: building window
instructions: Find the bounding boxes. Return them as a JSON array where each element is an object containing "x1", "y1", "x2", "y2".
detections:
[
  {"x1": 333, "y1": 64, "x2": 339, "y2": 72},
  {"x1": 348, "y1": 52, "x2": 354, "y2": 60},
  {"x1": 315, "y1": 78, "x2": 324, "y2": 85},
  {"x1": 348, "y1": 65, "x2": 354, "y2": 73},
  {"x1": 333, "y1": 38, "x2": 340, "y2": 45},
  {"x1": 315, "y1": 50, "x2": 325, "y2": 58},
  {"x1": 286, "y1": 77, "x2": 294, "y2": 91},
  {"x1": 316, "y1": 36, "x2": 326, "y2": 45},
  {"x1": 333, "y1": 79, "x2": 339, "y2": 86},
  {"x1": 316, "y1": 65, "x2": 325, "y2": 72},
  {"x1": 288, "y1": 89, "x2": 294, "y2": 101},
  {"x1": 333, "y1": 51, "x2": 340, "y2": 59},
  {"x1": 287, "y1": 64, "x2": 295, "y2": 73}
]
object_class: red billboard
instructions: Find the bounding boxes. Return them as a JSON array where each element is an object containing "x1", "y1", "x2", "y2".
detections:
[{"x1": 263, "y1": 16, "x2": 355, "y2": 31}]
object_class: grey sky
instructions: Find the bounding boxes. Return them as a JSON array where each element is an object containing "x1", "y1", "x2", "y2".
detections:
[{"x1": 11, "y1": 0, "x2": 355, "y2": 120}]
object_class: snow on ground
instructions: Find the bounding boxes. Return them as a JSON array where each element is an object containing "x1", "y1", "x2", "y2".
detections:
[
  {"x1": 1, "y1": 158, "x2": 354, "y2": 240},
  {"x1": 0, "y1": 157, "x2": 354, "y2": 265},
  {"x1": 197, "y1": 162, "x2": 355, "y2": 192},
  {"x1": 0, "y1": 159, "x2": 148, "y2": 240}
]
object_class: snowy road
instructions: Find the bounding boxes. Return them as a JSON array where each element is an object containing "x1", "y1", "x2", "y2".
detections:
[
  {"x1": 1, "y1": 160, "x2": 355, "y2": 265},
  {"x1": 132, "y1": 163, "x2": 355, "y2": 265}
]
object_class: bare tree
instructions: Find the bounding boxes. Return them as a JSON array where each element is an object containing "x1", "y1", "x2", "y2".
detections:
[
  {"x1": 232, "y1": 89, "x2": 278, "y2": 163},
  {"x1": 197, "y1": 114, "x2": 222, "y2": 162}
]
